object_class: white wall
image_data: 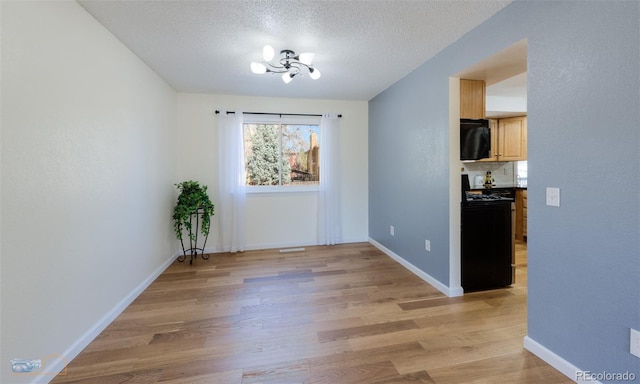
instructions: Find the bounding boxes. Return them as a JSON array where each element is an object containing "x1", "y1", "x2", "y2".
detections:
[
  {"x1": 1, "y1": 2, "x2": 177, "y2": 382},
  {"x1": 176, "y1": 93, "x2": 369, "y2": 250}
]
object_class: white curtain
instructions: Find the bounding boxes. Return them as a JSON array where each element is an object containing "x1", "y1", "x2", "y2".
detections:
[
  {"x1": 218, "y1": 111, "x2": 246, "y2": 252},
  {"x1": 317, "y1": 113, "x2": 342, "y2": 245}
]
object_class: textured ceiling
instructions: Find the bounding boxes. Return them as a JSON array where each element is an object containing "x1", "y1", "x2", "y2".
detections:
[{"x1": 79, "y1": 0, "x2": 512, "y2": 101}]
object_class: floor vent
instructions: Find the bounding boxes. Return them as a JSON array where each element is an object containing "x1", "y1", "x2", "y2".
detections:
[{"x1": 279, "y1": 247, "x2": 306, "y2": 253}]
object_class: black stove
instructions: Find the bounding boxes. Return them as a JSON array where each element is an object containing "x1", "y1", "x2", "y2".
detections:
[
  {"x1": 460, "y1": 174, "x2": 514, "y2": 292},
  {"x1": 461, "y1": 175, "x2": 514, "y2": 206}
]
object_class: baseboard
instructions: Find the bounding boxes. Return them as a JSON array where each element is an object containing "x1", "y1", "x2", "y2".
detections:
[
  {"x1": 197, "y1": 237, "x2": 370, "y2": 254},
  {"x1": 369, "y1": 238, "x2": 459, "y2": 297},
  {"x1": 32, "y1": 252, "x2": 177, "y2": 383},
  {"x1": 524, "y1": 335, "x2": 597, "y2": 384},
  {"x1": 243, "y1": 238, "x2": 368, "y2": 252},
  {"x1": 447, "y1": 285, "x2": 464, "y2": 297},
  {"x1": 173, "y1": 248, "x2": 219, "y2": 258}
]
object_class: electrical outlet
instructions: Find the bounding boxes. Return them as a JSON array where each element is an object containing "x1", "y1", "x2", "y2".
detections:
[
  {"x1": 390, "y1": 226, "x2": 394, "y2": 236},
  {"x1": 631, "y1": 328, "x2": 640, "y2": 358},
  {"x1": 546, "y1": 187, "x2": 560, "y2": 207},
  {"x1": 425, "y1": 240, "x2": 431, "y2": 252}
]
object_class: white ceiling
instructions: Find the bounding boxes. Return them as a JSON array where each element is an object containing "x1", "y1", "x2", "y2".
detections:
[{"x1": 78, "y1": 0, "x2": 513, "y2": 101}]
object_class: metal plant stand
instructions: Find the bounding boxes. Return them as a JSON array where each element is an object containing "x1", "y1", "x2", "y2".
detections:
[{"x1": 177, "y1": 208, "x2": 210, "y2": 265}]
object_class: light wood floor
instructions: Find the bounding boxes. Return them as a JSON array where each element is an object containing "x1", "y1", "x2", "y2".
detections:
[{"x1": 52, "y1": 241, "x2": 571, "y2": 383}]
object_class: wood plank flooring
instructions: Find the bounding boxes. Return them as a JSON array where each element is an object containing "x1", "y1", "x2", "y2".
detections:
[{"x1": 51, "y1": 241, "x2": 571, "y2": 383}]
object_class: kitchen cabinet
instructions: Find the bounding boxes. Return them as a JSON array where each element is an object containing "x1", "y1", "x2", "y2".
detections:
[
  {"x1": 515, "y1": 189, "x2": 528, "y2": 241},
  {"x1": 499, "y1": 116, "x2": 527, "y2": 161},
  {"x1": 478, "y1": 116, "x2": 527, "y2": 162},
  {"x1": 460, "y1": 79, "x2": 485, "y2": 119}
]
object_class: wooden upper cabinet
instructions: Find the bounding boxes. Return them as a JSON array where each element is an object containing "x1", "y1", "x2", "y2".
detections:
[
  {"x1": 477, "y1": 116, "x2": 527, "y2": 162},
  {"x1": 460, "y1": 79, "x2": 486, "y2": 119},
  {"x1": 498, "y1": 116, "x2": 527, "y2": 161}
]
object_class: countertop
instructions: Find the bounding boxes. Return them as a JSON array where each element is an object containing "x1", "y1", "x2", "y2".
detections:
[{"x1": 471, "y1": 185, "x2": 527, "y2": 191}]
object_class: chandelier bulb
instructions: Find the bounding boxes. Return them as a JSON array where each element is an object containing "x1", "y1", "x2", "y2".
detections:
[
  {"x1": 251, "y1": 62, "x2": 267, "y2": 74},
  {"x1": 262, "y1": 45, "x2": 275, "y2": 61},
  {"x1": 282, "y1": 72, "x2": 295, "y2": 84},
  {"x1": 298, "y1": 52, "x2": 315, "y2": 65},
  {"x1": 309, "y1": 67, "x2": 321, "y2": 80}
]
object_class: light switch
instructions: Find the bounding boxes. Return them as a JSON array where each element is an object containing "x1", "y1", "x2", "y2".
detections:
[
  {"x1": 631, "y1": 328, "x2": 640, "y2": 358},
  {"x1": 546, "y1": 187, "x2": 560, "y2": 207}
]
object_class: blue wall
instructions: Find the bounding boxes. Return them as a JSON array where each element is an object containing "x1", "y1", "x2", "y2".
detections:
[{"x1": 369, "y1": 0, "x2": 639, "y2": 378}]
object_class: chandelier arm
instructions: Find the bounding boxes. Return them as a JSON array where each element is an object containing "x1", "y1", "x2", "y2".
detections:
[
  {"x1": 266, "y1": 62, "x2": 305, "y2": 75},
  {"x1": 288, "y1": 63, "x2": 303, "y2": 74},
  {"x1": 264, "y1": 66, "x2": 289, "y2": 74},
  {"x1": 293, "y1": 62, "x2": 310, "y2": 69},
  {"x1": 263, "y1": 60, "x2": 291, "y2": 74}
]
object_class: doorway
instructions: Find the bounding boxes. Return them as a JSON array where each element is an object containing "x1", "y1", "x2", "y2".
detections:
[{"x1": 449, "y1": 39, "x2": 528, "y2": 294}]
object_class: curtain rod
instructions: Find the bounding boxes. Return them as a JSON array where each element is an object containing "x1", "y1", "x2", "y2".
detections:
[{"x1": 215, "y1": 110, "x2": 342, "y2": 118}]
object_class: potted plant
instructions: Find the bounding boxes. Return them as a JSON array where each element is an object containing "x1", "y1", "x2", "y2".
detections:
[{"x1": 172, "y1": 180, "x2": 215, "y2": 263}]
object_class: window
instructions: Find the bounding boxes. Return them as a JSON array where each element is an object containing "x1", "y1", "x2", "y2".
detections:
[{"x1": 243, "y1": 117, "x2": 320, "y2": 189}]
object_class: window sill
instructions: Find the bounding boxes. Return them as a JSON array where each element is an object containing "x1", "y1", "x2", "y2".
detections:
[{"x1": 246, "y1": 185, "x2": 320, "y2": 194}]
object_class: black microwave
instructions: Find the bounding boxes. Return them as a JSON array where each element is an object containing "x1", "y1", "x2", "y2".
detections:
[{"x1": 460, "y1": 118, "x2": 491, "y2": 161}]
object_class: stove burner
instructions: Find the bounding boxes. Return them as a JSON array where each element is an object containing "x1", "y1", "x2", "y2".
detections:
[{"x1": 465, "y1": 192, "x2": 513, "y2": 202}]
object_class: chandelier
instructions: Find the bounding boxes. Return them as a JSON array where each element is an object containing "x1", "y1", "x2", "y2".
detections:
[{"x1": 250, "y1": 45, "x2": 321, "y2": 84}]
